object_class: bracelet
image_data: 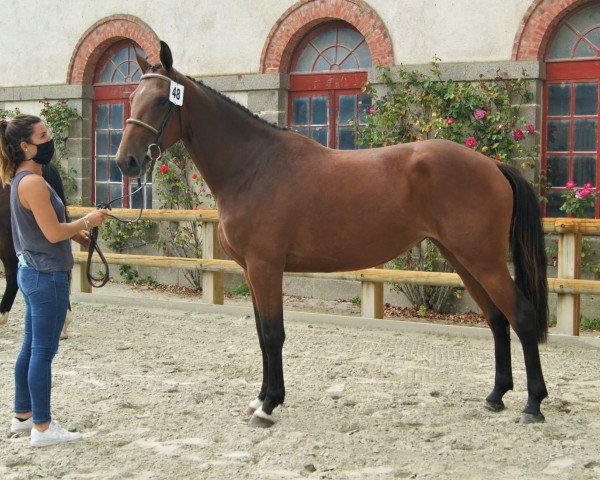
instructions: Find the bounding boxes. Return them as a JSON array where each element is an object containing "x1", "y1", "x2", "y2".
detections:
[{"x1": 82, "y1": 215, "x2": 91, "y2": 231}]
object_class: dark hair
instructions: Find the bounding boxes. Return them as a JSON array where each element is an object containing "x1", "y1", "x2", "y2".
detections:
[{"x1": 0, "y1": 114, "x2": 41, "y2": 186}]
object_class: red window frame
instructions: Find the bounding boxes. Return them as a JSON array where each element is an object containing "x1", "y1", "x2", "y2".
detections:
[
  {"x1": 543, "y1": 61, "x2": 600, "y2": 218},
  {"x1": 288, "y1": 22, "x2": 370, "y2": 150},
  {"x1": 92, "y1": 41, "x2": 143, "y2": 208}
]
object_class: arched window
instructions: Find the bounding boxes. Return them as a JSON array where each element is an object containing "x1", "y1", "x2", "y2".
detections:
[
  {"x1": 93, "y1": 41, "x2": 151, "y2": 208},
  {"x1": 544, "y1": 4, "x2": 600, "y2": 218},
  {"x1": 288, "y1": 23, "x2": 372, "y2": 150}
]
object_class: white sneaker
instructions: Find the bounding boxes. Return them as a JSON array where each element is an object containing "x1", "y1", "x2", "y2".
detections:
[
  {"x1": 10, "y1": 416, "x2": 33, "y2": 434},
  {"x1": 30, "y1": 420, "x2": 82, "y2": 447}
]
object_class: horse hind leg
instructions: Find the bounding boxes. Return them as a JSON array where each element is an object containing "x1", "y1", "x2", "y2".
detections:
[
  {"x1": 437, "y1": 241, "x2": 547, "y2": 423},
  {"x1": 0, "y1": 258, "x2": 18, "y2": 326},
  {"x1": 434, "y1": 242, "x2": 513, "y2": 413}
]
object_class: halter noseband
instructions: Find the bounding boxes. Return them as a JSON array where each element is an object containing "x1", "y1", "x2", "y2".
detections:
[{"x1": 126, "y1": 72, "x2": 181, "y2": 162}]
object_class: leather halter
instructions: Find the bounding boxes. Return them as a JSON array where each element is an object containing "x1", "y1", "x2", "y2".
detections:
[{"x1": 125, "y1": 72, "x2": 180, "y2": 161}]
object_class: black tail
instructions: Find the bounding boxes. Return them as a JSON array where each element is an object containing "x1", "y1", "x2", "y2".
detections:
[{"x1": 498, "y1": 163, "x2": 548, "y2": 343}]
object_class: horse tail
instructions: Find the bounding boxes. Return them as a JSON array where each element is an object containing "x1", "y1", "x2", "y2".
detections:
[{"x1": 498, "y1": 163, "x2": 548, "y2": 343}]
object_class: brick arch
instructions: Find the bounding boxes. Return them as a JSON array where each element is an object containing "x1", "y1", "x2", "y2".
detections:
[
  {"x1": 512, "y1": 0, "x2": 595, "y2": 60},
  {"x1": 67, "y1": 15, "x2": 160, "y2": 84},
  {"x1": 260, "y1": 0, "x2": 393, "y2": 73}
]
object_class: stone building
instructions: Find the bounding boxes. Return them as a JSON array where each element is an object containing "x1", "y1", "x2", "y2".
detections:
[{"x1": 1, "y1": 0, "x2": 598, "y2": 304}]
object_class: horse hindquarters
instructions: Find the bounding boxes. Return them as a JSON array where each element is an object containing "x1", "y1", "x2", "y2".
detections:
[{"x1": 431, "y1": 164, "x2": 548, "y2": 423}]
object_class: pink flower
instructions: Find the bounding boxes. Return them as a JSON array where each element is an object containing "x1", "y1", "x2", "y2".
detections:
[
  {"x1": 368, "y1": 107, "x2": 375, "y2": 114},
  {"x1": 584, "y1": 182, "x2": 593, "y2": 189},
  {"x1": 465, "y1": 136, "x2": 477, "y2": 149},
  {"x1": 576, "y1": 188, "x2": 592, "y2": 199},
  {"x1": 446, "y1": 117, "x2": 455, "y2": 125},
  {"x1": 192, "y1": 173, "x2": 198, "y2": 180},
  {"x1": 525, "y1": 124, "x2": 535, "y2": 135},
  {"x1": 474, "y1": 109, "x2": 487, "y2": 121},
  {"x1": 160, "y1": 164, "x2": 169, "y2": 174},
  {"x1": 513, "y1": 129, "x2": 525, "y2": 141},
  {"x1": 565, "y1": 181, "x2": 577, "y2": 189}
]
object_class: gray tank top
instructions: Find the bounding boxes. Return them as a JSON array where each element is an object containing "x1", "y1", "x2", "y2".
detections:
[{"x1": 10, "y1": 170, "x2": 73, "y2": 272}]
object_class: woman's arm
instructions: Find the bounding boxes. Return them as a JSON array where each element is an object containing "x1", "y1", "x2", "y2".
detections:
[{"x1": 18, "y1": 174, "x2": 107, "y2": 243}]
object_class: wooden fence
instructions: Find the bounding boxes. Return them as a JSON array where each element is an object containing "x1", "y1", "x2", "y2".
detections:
[{"x1": 68, "y1": 207, "x2": 600, "y2": 337}]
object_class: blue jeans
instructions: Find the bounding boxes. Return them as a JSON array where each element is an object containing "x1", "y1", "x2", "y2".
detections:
[{"x1": 14, "y1": 256, "x2": 69, "y2": 424}]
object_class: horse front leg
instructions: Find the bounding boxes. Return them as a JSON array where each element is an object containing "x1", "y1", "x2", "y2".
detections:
[
  {"x1": 244, "y1": 286, "x2": 267, "y2": 415},
  {"x1": 245, "y1": 262, "x2": 285, "y2": 428}
]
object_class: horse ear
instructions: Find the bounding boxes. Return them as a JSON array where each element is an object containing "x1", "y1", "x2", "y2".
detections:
[
  {"x1": 159, "y1": 41, "x2": 173, "y2": 72},
  {"x1": 134, "y1": 47, "x2": 151, "y2": 73}
]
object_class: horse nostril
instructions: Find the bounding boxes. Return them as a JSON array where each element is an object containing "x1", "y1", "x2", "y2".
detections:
[{"x1": 127, "y1": 155, "x2": 138, "y2": 170}]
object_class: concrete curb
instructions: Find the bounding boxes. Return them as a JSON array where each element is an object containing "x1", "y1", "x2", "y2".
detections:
[{"x1": 71, "y1": 292, "x2": 600, "y2": 349}]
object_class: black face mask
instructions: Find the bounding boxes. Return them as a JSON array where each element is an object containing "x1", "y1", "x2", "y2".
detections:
[{"x1": 31, "y1": 139, "x2": 55, "y2": 165}]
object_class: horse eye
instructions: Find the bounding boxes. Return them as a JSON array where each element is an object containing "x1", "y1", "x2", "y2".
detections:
[{"x1": 157, "y1": 97, "x2": 168, "y2": 106}]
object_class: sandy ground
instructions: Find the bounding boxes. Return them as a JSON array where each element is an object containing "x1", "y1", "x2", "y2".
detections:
[{"x1": 1, "y1": 282, "x2": 599, "y2": 480}]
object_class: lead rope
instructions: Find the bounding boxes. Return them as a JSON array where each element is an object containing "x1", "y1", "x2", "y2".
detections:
[{"x1": 85, "y1": 177, "x2": 147, "y2": 287}]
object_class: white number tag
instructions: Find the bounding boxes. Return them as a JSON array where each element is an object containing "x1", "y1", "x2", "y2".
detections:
[{"x1": 169, "y1": 81, "x2": 184, "y2": 106}]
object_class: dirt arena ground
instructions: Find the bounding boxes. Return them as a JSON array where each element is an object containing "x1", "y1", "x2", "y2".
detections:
[{"x1": 1, "y1": 283, "x2": 599, "y2": 479}]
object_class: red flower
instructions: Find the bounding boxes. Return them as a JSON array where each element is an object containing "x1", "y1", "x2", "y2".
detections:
[
  {"x1": 192, "y1": 173, "x2": 198, "y2": 180},
  {"x1": 525, "y1": 124, "x2": 535, "y2": 135},
  {"x1": 368, "y1": 107, "x2": 375, "y2": 115},
  {"x1": 565, "y1": 181, "x2": 577, "y2": 189},
  {"x1": 513, "y1": 129, "x2": 525, "y2": 141},
  {"x1": 446, "y1": 117, "x2": 455, "y2": 125},
  {"x1": 584, "y1": 182, "x2": 593, "y2": 189},
  {"x1": 465, "y1": 136, "x2": 477, "y2": 149},
  {"x1": 160, "y1": 164, "x2": 169, "y2": 174}
]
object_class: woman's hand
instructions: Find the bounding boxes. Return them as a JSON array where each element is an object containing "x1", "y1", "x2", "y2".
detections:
[
  {"x1": 72, "y1": 230, "x2": 91, "y2": 249},
  {"x1": 85, "y1": 209, "x2": 109, "y2": 228}
]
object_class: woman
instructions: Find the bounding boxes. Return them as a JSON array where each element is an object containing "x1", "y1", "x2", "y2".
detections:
[{"x1": 0, "y1": 114, "x2": 108, "y2": 447}]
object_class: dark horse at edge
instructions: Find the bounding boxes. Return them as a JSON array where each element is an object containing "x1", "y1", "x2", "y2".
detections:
[
  {"x1": 116, "y1": 41, "x2": 549, "y2": 427},
  {"x1": 0, "y1": 163, "x2": 72, "y2": 338}
]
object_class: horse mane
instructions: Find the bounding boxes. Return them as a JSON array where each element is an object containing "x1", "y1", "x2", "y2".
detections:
[
  {"x1": 187, "y1": 76, "x2": 288, "y2": 131},
  {"x1": 149, "y1": 64, "x2": 287, "y2": 131}
]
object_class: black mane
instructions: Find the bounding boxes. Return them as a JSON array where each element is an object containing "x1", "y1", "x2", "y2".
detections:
[
  {"x1": 149, "y1": 64, "x2": 287, "y2": 131},
  {"x1": 188, "y1": 76, "x2": 288, "y2": 131}
]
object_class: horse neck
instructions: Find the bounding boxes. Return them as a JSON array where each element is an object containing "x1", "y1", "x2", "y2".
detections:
[{"x1": 180, "y1": 79, "x2": 282, "y2": 198}]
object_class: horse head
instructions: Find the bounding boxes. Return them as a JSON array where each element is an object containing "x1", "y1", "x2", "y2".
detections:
[{"x1": 115, "y1": 41, "x2": 183, "y2": 178}]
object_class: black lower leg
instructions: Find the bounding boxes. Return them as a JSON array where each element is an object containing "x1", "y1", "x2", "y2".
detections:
[
  {"x1": 486, "y1": 312, "x2": 513, "y2": 410},
  {"x1": 253, "y1": 307, "x2": 268, "y2": 401},
  {"x1": 514, "y1": 291, "x2": 548, "y2": 420},
  {"x1": 260, "y1": 318, "x2": 286, "y2": 415}
]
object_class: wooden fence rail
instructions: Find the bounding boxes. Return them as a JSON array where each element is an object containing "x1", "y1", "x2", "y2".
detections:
[{"x1": 68, "y1": 207, "x2": 600, "y2": 337}]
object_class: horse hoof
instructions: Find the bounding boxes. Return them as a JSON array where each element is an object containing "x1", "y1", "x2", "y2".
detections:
[
  {"x1": 519, "y1": 412, "x2": 545, "y2": 424},
  {"x1": 0, "y1": 312, "x2": 8, "y2": 325},
  {"x1": 248, "y1": 407, "x2": 275, "y2": 428},
  {"x1": 484, "y1": 400, "x2": 505, "y2": 412}
]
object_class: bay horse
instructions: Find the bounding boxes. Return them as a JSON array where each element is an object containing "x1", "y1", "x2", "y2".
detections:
[
  {"x1": 116, "y1": 41, "x2": 549, "y2": 427},
  {"x1": 0, "y1": 163, "x2": 72, "y2": 339}
]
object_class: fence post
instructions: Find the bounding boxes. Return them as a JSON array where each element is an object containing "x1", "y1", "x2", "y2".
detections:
[
  {"x1": 72, "y1": 242, "x2": 91, "y2": 293},
  {"x1": 202, "y1": 222, "x2": 224, "y2": 304},
  {"x1": 361, "y1": 265, "x2": 384, "y2": 319},
  {"x1": 555, "y1": 231, "x2": 581, "y2": 336}
]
